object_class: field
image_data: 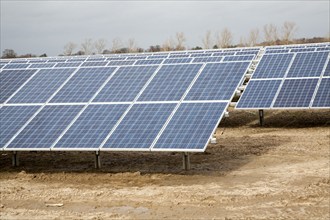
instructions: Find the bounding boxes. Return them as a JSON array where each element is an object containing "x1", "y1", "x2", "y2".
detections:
[{"x1": 0, "y1": 110, "x2": 329, "y2": 219}]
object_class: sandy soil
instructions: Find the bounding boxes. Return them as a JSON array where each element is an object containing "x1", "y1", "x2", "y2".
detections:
[{"x1": 0, "y1": 110, "x2": 329, "y2": 219}]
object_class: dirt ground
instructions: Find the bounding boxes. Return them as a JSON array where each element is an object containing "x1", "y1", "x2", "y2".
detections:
[{"x1": 0, "y1": 109, "x2": 329, "y2": 219}]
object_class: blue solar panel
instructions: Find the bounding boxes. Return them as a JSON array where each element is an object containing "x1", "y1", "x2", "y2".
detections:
[
  {"x1": 168, "y1": 54, "x2": 190, "y2": 58},
  {"x1": 86, "y1": 57, "x2": 106, "y2": 61},
  {"x1": 153, "y1": 102, "x2": 227, "y2": 151},
  {"x1": 322, "y1": 61, "x2": 330, "y2": 76},
  {"x1": 290, "y1": 48, "x2": 316, "y2": 53},
  {"x1": 236, "y1": 51, "x2": 259, "y2": 55},
  {"x1": 192, "y1": 56, "x2": 222, "y2": 63},
  {"x1": 102, "y1": 103, "x2": 176, "y2": 149},
  {"x1": 236, "y1": 79, "x2": 282, "y2": 109},
  {"x1": 55, "y1": 62, "x2": 82, "y2": 68},
  {"x1": 3, "y1": 64, "x2": 30, "y2": 69},
  {"x1": 189, "y1": 53, "x2": 210, "y2": 57},
  {"x1": 265, "y1": 49, "x2": 290, "y2": 54},
  {"x1": 108, "y1": 60, "x2": 135, "y2": 66},
  {"x1": 253, "y1": 53, "x2": 294, "y2": 79},
  {"x1": 106, "y1": 57, "x2": 127, "y2": 61},
  {"x1": 135, "y1": 59, "x2": 163, "y2": 65},
  {"x1": 6, "y1": 105, "x2": 83, "y2": 149},
  {"x1": 69, "y1": 58, "x2": 86, "y2": 62},
  {"x1": 312, "y1": 78, "x2": 330, "y2": 107},
  {"x1": 147, "y1": 55, "x2": 168, "y2": 59},
  {"x1": 213, "y1": 52, "x2": 235, "y2": 56},
  {"x1": 0, "y1": 69, "x2": 37, "y2": 103},
  {"x1": 10, "y1": 60, "x2": 28, "y2": 64},
  {"x1": 185, "y1": 62, "x2": 249, "y2": 101},
  {"x1": 29, "y1": 63, "x2": 55, "y2": 68},
  {"x1": 163, "y1": 58, "x2": 192, "y2": 64},
  {"x1": 28, "y1": 60, "x2": 47, "y2": 63},
  {"x1": 47, "y1": 59, "x2": 67, "y2": 63},
  {"x1": 50, "y1": 67, "x2": 116, "y2": 103},
  {"x1": 223, "y1": 55, "x2": 255, "y2": 62},
  {"x1": 54, "y1": 104, "x2": 129, "y2": 149},
  {"x1": 138, "y1": 64, "x2": 202, "y2": 101},
  {"x1": 8, "y1": 69, "x2": 75, "y2": 103},
  {"x1": 286, "y1": 52, "x2": 329, "y2": 78},
  {"x1": 93, "y1": 66, "x2": 158, "y2": 102},
  {"x1": 1, "y1": 106, "x2": 40, "y2": 148},
  {"x1": 317, "y1": 47, "x2": 330, "y2": 52},
  {"x1": 126, "y1": 56, "x2": 147, "y2": 60},
  {"x1": 0, "y1": 64, "x2": 5, "y2": 69},
  {"x1": 273, "y1": 78, "x2": 318, "y2": 108},
  {"x1": 81, "y1": 61, "x2": 108, "y2": 67}
]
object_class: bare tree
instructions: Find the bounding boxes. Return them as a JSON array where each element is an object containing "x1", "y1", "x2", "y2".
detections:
[
  {"x1": 247, "y1": 28, "x2": 260, "y2": 46},
  {"x1": 175, "y1": 32, "x2": 186, "y2": 50},
  {"x1": 238, "y1": 36, "x2": 247, "y2": 47},
  {"x1": 2, "y1": 49, "x2": 17, "y2": 58},
  {"x1": 281, "y1": 21, "x2": 297, "y2": 44},
  {"x1": 202, "y1": 30, "x2": 213, "y2": 49},
  {"x1": 81, "y1": 38, "x2": 94, "y2": 55},
  {"x1": 263, "y1": 24, "x2": 279, "y2": 45},
  {"x1": 162, "y1": 37, "x2": 175, "y2": 51},
  {"x1": 215, "y1": 28, "x2": 233, "y2": 48},
  {"x1": 94, "y1": 38, "x2": 107, "y2": 54},
  {"x1": 127, "y1": 38, "x2": 137, "y2": 53},
  {"x1": 111, "y1": 37, "x2": 122, "y2": 53},
  {"x1": 63, "y1": 42, "x2": 77, "y2": 56}
]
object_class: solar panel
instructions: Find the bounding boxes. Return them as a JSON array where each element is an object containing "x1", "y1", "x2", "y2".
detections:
[
  {"x1": 55, "y1": 62, "x2": 82, "y2": 68},
  {"x1": 152, "y1": 102, "x2": 227, "y2": 151},
  {"x1": 10, "y1": 60, "x2": 28, "y2": 64},
  {"x1": 236, "y1": 79, "x2": 282, "y2": 109},
  {"x1": 236, "y1": 51, "x2": 259, "y2": 55},
  {"x1": 5, "y1": 105, "x2": 83, "y2": 150},
  {"x1": 322, "y1": 61, "x2": 330, "y2": 76},
  {"x1": 286, "y1": 52, "x2": 329, "y2": 78},
  {"x1": 50, "y1": 67, "x2": 116, "y2": 103},
  {"x1": 138, "y1": 64, "x2": 202, "y2": 101},
  {"x1": 192, "y1": 56, "x2": 222, "y2": 63},
  {"x1": 0, "y1": 106, "x2": 40, "y2": 148},
  {"x1": 273, "y1": 78, "x2": 319, "y2": 108},
  {"x1": 311, "y1": 78, "x2": 330, "y2": 107},
  {"x1": 223, "y1": 55, "x2": 255, "y2": 62},
  {"x1": 28, "y1": 60, "x2": 47, "y2": 63},
  {"x1": 53, "y1": 104, "x2": 129, "y2": 150},
  {"x1": 1, "y1": 69, "x2": 37, "y2": 103},
  {"x1": 252, "y1": 53, "x2": 294, "y2": 79},
  {"x1": 163, "y1": 58, "x2": 192, "y2": 64},
  {"x1": 93, "y1": 66, "x2": 158, "y2": 102},
  {"x1": 185, "y1": 62, "x2": 249, "y2": 101},
  {"x1": 3, "y1": 64, "x2": 30, "y2": 69},
  {"x1": 107, "y1": 60, "x2": 136, "y2": 66},
  {"x1": 189, "y1": 53, "x2": 211, "y2": 57},
  {"x1": 126, "y1": 56, "x2": 147, "y2": 60},
  {"x1": 29, "y1": 63, "x2": 55, "y2": 69},
  {"x1": 265, "y1": 49, "x2": 290, "y2": 54},
  {"x1": 7, "y1": 68, "x2": 75, "y2": 103},
  {"x1": 290, "y1": 48, "x2": 316, "y2": 53},
  {"x1": 47, "y1": 59, "x2": 67, "y2": 63},
  {"x1": 213, "y1": 52, "x2": 235, "y2": 56},
  {"x1": 135, "y1": 59, "x2": 164, "y2": 65},
  {"x1": 106, "y1": 57, "x2": 127, "y2": 61},
  {"x1": 147, "y1": 55, "x2": 168, "y2": 59},
  {"x1": 102, "y1": 103, "x2": 176, "y2": 150},
  {"x1": 81, "y1": 61, "x2": 108, "y2": 67},
  {"x1": 317, "y1": 47, "x2": 330, "y2": 52}
]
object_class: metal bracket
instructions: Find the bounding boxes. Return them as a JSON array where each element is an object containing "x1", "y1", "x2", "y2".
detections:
[
  {"x1": 182, "y1": 152, "x2": 191, "y2": 170},
  {"x1": 12, "y1": 151, "x2": 19, "y2": 167},
  {"x1": 259, "y1": 109, "x2": 264, "y2": 126},
  {"x1": 95, "y1": 151, "x2": 101, "y2": 169}
]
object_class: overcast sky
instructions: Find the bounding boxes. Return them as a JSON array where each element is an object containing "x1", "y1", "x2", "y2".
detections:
[{"x1": 1, "y1": 0, "x2": 329, "y2": 56}]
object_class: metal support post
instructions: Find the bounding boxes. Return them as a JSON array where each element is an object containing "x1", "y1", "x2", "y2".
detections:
[
  {"x1": 95, "y1": 151, "x2": 101, "y2": 169},
  {"x1": 182, "y1": 152, "x2": 190, "y2": 171},
  {"x1": 259, "y1": 109, "x2": 264, "y2": 126},
  {"x1": 12, "y1": 151, "x2": 19, "y2": 167}
]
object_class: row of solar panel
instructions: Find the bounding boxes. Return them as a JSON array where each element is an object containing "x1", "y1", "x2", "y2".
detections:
[
  {"x1": 1, "y1": 55, "x2": 256, "y2": 69},
  {"x1": 265, "y1": 47, "x2": 330, "y2": 54},
  {"x1": 236, "y1": 77, "x2": 330, "y2": 108},
  {"x1": 1, "y1": 62, "x2": 250, "y2": 104},
  {"x1": 1, "y1": 101, "x2": 227, "y2": 151},
  {"x1": 0, "y1": 47, "x2": 262, "y2": 64},
  {"x1": 266, "y1": 43, "x2": 329, "y2": 50}
]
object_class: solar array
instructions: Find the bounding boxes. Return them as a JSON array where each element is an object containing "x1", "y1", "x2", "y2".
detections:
[
  {"x1": 236, "y1": 43, "x2": 330, "y2": 109},
  {"x1": 1, "y1": 47, "x2": 255, "y2": 152}
]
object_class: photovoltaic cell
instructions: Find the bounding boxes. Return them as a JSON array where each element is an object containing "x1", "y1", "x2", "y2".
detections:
[
  {"x1": 290, "y1": 48, "x2": 316, "y2": 53},
  {"x1": 0, "y1": 69, "x2": 37, "y2": 103},
  {"x1": 50, "y1": 67, "x2": 116, "y2": 103},
  {"x1": 55, "y1": 62, "x2": 82, "y2": 68},
  {"x1": 147, "y1": 55, "x2": 168, "y2": 59},
  {"x1": 1, "y1": 106, "x2": 40, "y2": 147},
  {"x1": 29, "y1": 63, "x2": 55, "y2": 68},
  {"x1": 212, "y1": 52, "x2": 235, "y2": 56},
  {"x1": 192, "y1": 56, "x2": 222, "y2": 63},
  {"x1": 108, "y1": 60, "x2": 135, "y2": 66},
  {"x1": 311, "y1": 78, "x2": 330, "y2": 107},
  {"x1": 189, "y1": 53, "x2": 210, "y2": 57},
  {"x1": 54, "y1": 104, "x2": 129, "y2": 149},
  {"x1": 163, "y1": 58, "x2": 192, "y2": 64},
  {"x1": 236, "y1": 79, "x2": 282, "y2": 109},
  {"x1": 265, "y1": 49, "x2": 290, "y2": 54},
  {"x1": 286, "y1": 52, "x2": 329, "y2": 77},
  {"x1": 223, "y1": 55, "x2": 255, "y2": 61},
  {"x1": 6, "y1": 105, "x2": 83, "y2": 149},
  {"x1": 3, "y1": 64, "x2": 30, "y2": 69},
  {"x1": 8, "y1": 68, "x2": 75, "y2": 103},
  {"x1": 153, "y1": 102, "x2": 227, "y2": 151},
  {"x1": 81, "y1": 61, "x2": 108, "y2": 67},
  {"x1": 252, "y1": 53, "x2": 294, "y2": 79},
  {"x1": 322, "y1": 61, "x2": 330, "y2": 76},
  {"x1": 102, "y1": 103, "x2": 176, "y2": 149},
  {"x1": 273, "y1": 78, "x2": 318, "y2": 108},
  {"x1": 236, "y1": 51, "x2": 259, "y2": 55},
  {"x1": 168, "y1": 54, "x2": 190, "y2": 58},
  {"x1": 93, "y1": 66, "x2": 158, "y2": 102},
  {"x1": 135, "y1": 59, "x2": 163, "y2": 65},
  {"x1": 138, "y1": 64, "x2": 202, "y2": 101},
  {"x1": 185, "y1": 62, "x2": 249, "y2": 101}
]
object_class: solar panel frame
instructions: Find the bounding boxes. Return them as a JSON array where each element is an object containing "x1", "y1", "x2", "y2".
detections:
[{"x1": 311, "y1": 77, "x2": 330, "y2": 108}]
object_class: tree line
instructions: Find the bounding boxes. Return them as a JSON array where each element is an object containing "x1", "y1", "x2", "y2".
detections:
[{"x1": 2, "y1": 21, "x2": 329, "y2": 58}]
